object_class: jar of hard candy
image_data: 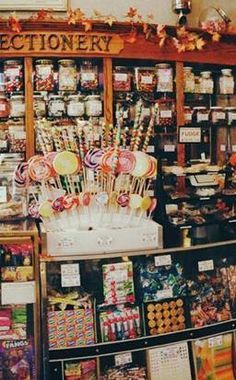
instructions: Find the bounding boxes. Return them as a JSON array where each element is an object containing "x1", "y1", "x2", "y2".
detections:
[
  {"x1": 192, "y1": 107, "x2": 209, "y2": 124},
  {"x1": 156, "y1": 98, "x2": 175, "y2": 127},
  {"x1": 33, "y1": 95, "x2": 46, "y2": 118},
  {"x1": 135, "y1": 67, "x2": 157, "y2": 92},
  {"x1": 210, "y1": 106, "x2": 226, "y2": 125},
  {"x1": 4, "y1": 60, "x2": 23, "y2": 93},
  {"x1": 80, "y1": 61, "x2": 99, "y2": 90},
  {"x1": 67, "y1": 95, "x2": 85, "y2": 117},
  {"x1": 10, "y1": 95, "x2": 25, "y2": 118},
  {"x1": 156, "y1": 63, "x2": 173, "y2": 92},
  {"x1": 0, "y1": 96, "x2": 10, "y2": 118},
  {"x1": 113, "y1": 66, "x2": 132, "y2": 92},
  {"x1": 225, "y1": 107, "x2": 236, "y2": 126},
  {"x1": 48, "y1": 95, "x2": 65, "y2": 117},
  {"x1": 85, "y1": 95, "x2": 102, "y2": 117},
  {"x1": 199, "y1": 71, "x2": 214, "y2": 94},
  {"x1": 219, "y1": 69, "x2": 235, "y2": 94},
  {"x1": 58, "y1": 59, "x2": 77, "y2": 92},
  {"x1": 35, "y1": 59, "x2": 54, "y2": 91},
  {"x1": 184, "y1": 106, "x2": 193, "y2": 125},
  {"x1": 8, "y1": 124, "x2": 26, "y2": 153},
  {"x1": 184, "y1": 66, "x2": 195, "y2": 93}
]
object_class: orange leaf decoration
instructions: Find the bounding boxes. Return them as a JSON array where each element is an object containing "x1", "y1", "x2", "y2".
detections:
[
  {"x1": 104, "y1": 15, "x2": 117, "y2": 27},
  {"x1": 82, "y1": 20, "x2": 93, "y2": 32},
  {"x1": 157, "y1": 24, "x2": 167, "y2": 48},
  {"x1": 8, "y1": 12, "x2": 22, "y2": 33},
  {"x1": 125, "y1": 7, "x2": 137, "y2": 19},
  {"x1": 212, "y1": 32, "x2": 221, "y2": 42},
  {"x1": 31, "y1": 9, "x2": 55, "y2": 21},
  {"x1": 196, "y1": 37, "x2": 206, "y2": 50},
  {"x1": 125, "y1": 27, "x2": 137, "y2": 43},
  {"x1": 67, "y1": 8, "x2": 85, "y2": 25}
]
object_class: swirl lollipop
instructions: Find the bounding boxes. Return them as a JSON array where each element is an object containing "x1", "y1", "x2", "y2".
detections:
[
  {"x1": 28, "y1": 201, "x2": 40, "y2": 219},
  {"x1": 117, "y1": 150, "x2": 136, "y2": 174},
  {"x1": 28, "y1": 156, "x2": 52, "y2": 182},
  {"x1": 14, "y1": 162, "x2": 31, "y2": 189},
  {"x1": 117, "y1": 193, "x2": 130, "y2": 207},
  {"x1": 130, "y1": 152, "x2": 150, "y2": 177},
  {"x1": 52, "y1": 197, "x2": 65, "y2": 213},
  {"x1": 84, "y1": 148, "x2": 103, "y2": 170}
]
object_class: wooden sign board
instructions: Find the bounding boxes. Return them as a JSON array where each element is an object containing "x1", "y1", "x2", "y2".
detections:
[
  {"x1": 0, "y1": 32, "x2": 124, "y2": 55},
  {"x1": 179, "y1": 127, "x2": 201, "y2": 143}
]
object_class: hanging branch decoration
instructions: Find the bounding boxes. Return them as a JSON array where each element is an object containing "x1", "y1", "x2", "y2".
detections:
[
  {"x1": 7, "y1": 12, "x2": 22, "y2": 33},
  {"x1": 2, "y1": 6, "x2": 229, "y2": 52}
]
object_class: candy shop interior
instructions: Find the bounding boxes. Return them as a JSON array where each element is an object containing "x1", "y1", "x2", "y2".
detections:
[{"x1": 2, "y1": 0, "x2": 236, "y2": 379}]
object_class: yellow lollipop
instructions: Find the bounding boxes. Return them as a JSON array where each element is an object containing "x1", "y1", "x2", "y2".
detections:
[
  {"x1": 129, "y1": 194, "x2": 142, "y2": 209},
  {"x1": 39, "y1": 201, "x2": 54, "y2": 218},
  {"x1": 141, "y1": 196, "x2": 152, "y2": 211},
  {"x1": 53, "y1": 151, "x2": 79, "y2": 176}
]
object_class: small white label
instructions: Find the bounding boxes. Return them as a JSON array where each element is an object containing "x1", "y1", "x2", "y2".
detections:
[
  {"x1": 215, "y1": 112, "x2": 225, "y2": 120},
  {"x1": 156, "y1": 288, "x2": 173, "y2": 299},
  {"x1": 11, "y1": 131, "x2": 26, "y2": 139},
  {"x1": 198, "y1": 259, "x2": 214, "y2": 272},
  {"x1": 228, "y1": 112, "x2": 236, "y2": 124},
  {"x1": 155, "y1": 255, "x2": 172, "y2": 266},
  {"x1": 208, "y1": 335, "x2": 223, "y2": 348},
  {"x1": 145, "y1": 189, "x2": 154, "y2": 196},
  {"x1": 197, "y1": 114, "x2": 209, "y2": 122},
  {"x1": 160, "y1": 110, "x2": 172, "y2": 118},
  {"x1": 184, "y1": 113, "x2": 192, "y2": 122},
  {"x1": 147, "y1": 145, "x2": 154, "y2": 153},
  {"x1": 1, "y1": 281, "x2": 35, "y2": 305},
  {"x1": 220, "y1": 144, "x2": 226, "y2": 152},
  {"x1": 232, "y1": 145, "x2": 236, "y2": 152},
  {"x1": 112, "y1": 269, "x2": 128, "y2": 282},
  {"x1": 6, "y1": 68, "x2": 20, "y2": 77},
  {"x1": 141, "y1": 75, "x2": 152, "y2": 84},
  {"x1": 38, "y1": 65, "x2": 51, "y2": 77},
  {"x1": 164, "y1": 145, "x2": 175, "y2": 152},
  {"x1": 114, "y1": 73, "x2": 128, "y2": 82},
  {"x1": 0, "y1": 104, "x2": 6, "y2": 111},
  {"x1": 0, "y1": 141, "x2": 7, "y2": 149},
  {"x1": 11, "y1": 103, "x2": 25, "y2": 116},
  {"x1": 81, "y1": 72, "x2": 95, "y2": 82},
  {"x1": 67, "y1": 102, "x2": 84, "y2": 117},
  {"x1": 115, "y1": 352, "x2": 132, "y2": 367},
  {"x1": 179, "y1": 127, "x2": 201, "y2": 143},
  {"x1": 0, "y1": 186, "x2": 7, "y2": 203},
  {"x1": 61, "y1": 263, "x2": 80, "y2": 287}
]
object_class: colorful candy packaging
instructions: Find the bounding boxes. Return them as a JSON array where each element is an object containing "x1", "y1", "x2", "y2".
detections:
[
  {"x1": 101, "y1": 365, "x2": 147, "y2": 380},
  {"x1": 102, "y1": 262, "x2": 135, "y2": 305},
  {"x1": 187, "y1": 258, "x2": 232, "y2": 328},
  {"x1": 0, "y1": 339, "x2": 36, "y2": 380},
  {"x1": 64, "y1": 359, "x2": 97, "y2": 380},
  {"x1": 138, "y1": 256, "x2": 187, "y2": 302},
  {"x1": 193, "y1": 333, "x2": 235, "y2": 380}
]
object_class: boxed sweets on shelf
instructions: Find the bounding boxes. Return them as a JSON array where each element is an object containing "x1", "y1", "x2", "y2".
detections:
[
  {"x1": 64, "y1": 359, "x2": 97, "y2": 380},
  {"x1": 0, "y1": 242, "x2": 33, "y2": 282},
  {"x1": 0, "y1": 306, "x2": 27, "y2": 340}
]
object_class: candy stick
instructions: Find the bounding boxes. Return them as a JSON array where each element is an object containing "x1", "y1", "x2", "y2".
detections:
[
  {"x1": 130, "y1": 100, "x2": 142, "y2": 150},
  {"x1": 142, "y1": 104, "x2": 158, "y2": 152}
]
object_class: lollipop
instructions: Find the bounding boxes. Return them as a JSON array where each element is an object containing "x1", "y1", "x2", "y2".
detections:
[
  {"x1": 52, "y1": 197, "x2": 65, "y2": 213},
  {"x1": 129, "y1": 194, "x2": 142, "y2": 209},
  {"x1": 148, "y1": 198, "x2": 157, "y2": 219},
  {"x1": 28, "y1": 201, "x2": 39, "y2": 218},
  {"x1": 79, "y1": 192, "x2": 91, "y2": 207},
  {"x1": 63, "y1": 195, "x2": 78, "y2": 210},
  {"x1": 53, "y1": 151, "x2": 79, "y2": 176},
  {"x1": 101, "y1": 149, "x2": 114, "y2": 174},
  {"x1": 145, "y1": 156, "x2": 157, "y2": 178},
  {"x1": 38, "y1": 201, "x2": 54, "y2": 218},
  {"x1": 109, "y1": 191, "x2": 118, "y2": 205},
  {"x1": 141, "y1": 196, "x2": 152, "y2": 211},
  {"x1": 117, "y1": 193, "x2": 130, "y2": 207},
  {"x1": 130, "y1": 152, "x2": 150, "y2": 177},
  {"x1": 96, "y1": 192, "x2": 109, "y2": 206},
  {"x1": 28, "y1": 156, "x2": 52, "y2": 182},
  {"x1": 14, "y1": 162, "x2": 30, "y2": 188},
  {"x1": 84, "y1": 148, "x2": 103, "y2": 170},
  {"x1": 44, "y1": 152, "x2": 57, "y2": 177},
  {"x1": 117, "y1": 150, "x2": 136, "y2": 174}
]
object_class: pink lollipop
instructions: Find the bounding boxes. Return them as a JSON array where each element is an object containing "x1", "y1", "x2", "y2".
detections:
[
  {"x1": 84, "y1": 148, "x2": 103, "y2": 170},
  {"x1": 79, "y1": 192, "x2": 91, "y2": 206},
  {"x1": 52, "y1": 197, "x2": 65, "y2": 213},
  {"x1": 14, "y1": 162, "x2": 31, "y2": 188},
  {"x1": 117, "y1": 150, "x2": 136, "y2": 174},
  {"x1": 28, "y1": 201, "x2": 39, "y2": 218},
  {"x1": 28, "y1": 156, "x2": 52, "y2": 182},
  {"x1": 44, "y1": 152, "x2": 57, "y2": 177},
  {"x1": 63, "y1": 195, "x2": 78, "y2": 210},
  {"x1": 101, "y1": 150, "x2": 113, "y2": 174},
  {"x1": 117, "y1": 193, "x2": 130, "y2": 207}
]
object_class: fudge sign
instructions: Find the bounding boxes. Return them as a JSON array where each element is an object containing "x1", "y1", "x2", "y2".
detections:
[{"x1": 0, "y1": 32, "x2": 124, "y2": 55}]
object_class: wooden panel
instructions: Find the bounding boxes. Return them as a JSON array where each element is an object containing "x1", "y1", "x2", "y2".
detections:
[
  {"x1": 103, "y1": 57, "x2": 113, "y2": 125},
  {"x1": 175, "y1": 62, "x2": 185, "y2": 166},
  {"x1": 24, "y1": 57, "x2": 34, "y2": 159}
]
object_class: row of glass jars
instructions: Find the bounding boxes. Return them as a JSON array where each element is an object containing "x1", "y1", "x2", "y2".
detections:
[
  {"x1": 184, "y1": 106, "x2": 236, "y2": 125},
  {"x1": 34, "y1": 59, "x2": 99, "y2": 92},
  {"x1": 0, "y1": 94, "x2": 25, "y2": 118},
  {"x1": 113, "y1": 64, "x2": 174, "y2": 92},
  {"x1": 35, "y1": 94, "x2": 103, "y2": 118},
  {"x1": 184, "y1": 67, "x2": 235, "y2": 94}
]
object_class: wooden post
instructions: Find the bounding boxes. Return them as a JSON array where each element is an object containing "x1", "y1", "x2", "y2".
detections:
[
  {"x1": 176, "y1": 61, "x2": 185, "y2": 166},
  {"x1": 103, "y1": 57, "x2": 113, "y2": 125},
  {"x1": 24, "y1": 57, "x2": 34, "y2": 159}
]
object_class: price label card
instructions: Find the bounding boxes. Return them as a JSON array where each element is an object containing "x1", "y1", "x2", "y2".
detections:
[
  {"x1": 155, "y1": 255, "x2": 172, "y2": 267},
  {"x1": 220, "y1": 144, "x2": 226, "y2": 152},
  {"x1": 208, "y1": 335, "x2": 223, "y2": 348},
  {"x1": 232, "y1": 145, "x2": 236, "y2": 152},
  {"x1": 1, "y1": 281, "x2": 35, "y2": 305},
  {"x1": 147, "y1": 145, "x2": 155, "y2": 153},
  {"x1": 156, "y1": 288, "x2": 173, "y2": 299},
  {"x1": 115, "y1": 352, "x2": 132, "y2": 367},
  {"x1": 198, "y1": 259, "x2": 214, "y2": 272},
  {"x1": 179, "y1": 127, "x2": 201, "y2": 143},
  {"x1": 164, "y1": 145, "x2": 175, "y2": 152},
  {"x1": 61, "y1": 264, "x2": 80, "y2": 287},
  {"x1": 0, "y1": 186, "x2": 7, "y2": 203}
]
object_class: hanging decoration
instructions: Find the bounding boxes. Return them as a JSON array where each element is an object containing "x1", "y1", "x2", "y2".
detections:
[{"x1": 1, "y1": 6, "x2": 234, "y2": 52}]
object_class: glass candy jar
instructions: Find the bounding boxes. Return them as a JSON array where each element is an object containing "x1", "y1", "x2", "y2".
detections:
[
  {"x1": 35, "y1": 59, "x2": 54, "y2": 91},
  {"x1": 10, "y1": 95, "x2": 25, "y2": 118},
  {"x1": 4, "y1": 60, "x2": 23, "y2": 93},
  {"x1": 85, "y1": 95, "x2": 102, "y2": 117},
  {"x1": 157, "y1": 98, "x2": 175, "y2": 127},
  {"x1": 219, "y1": 69, "x2": 234, "y2": 95},
  {"x1": 199, "y1": 71, "x2": 214, "y2": 94},
  {"x1": 113, "y1": 66, "x2": 132, "y2": 92},
  {"x1": 67, "y1": 95, "x2": 85, "y2": 117},
  {"x1": 0, "y1": 96, "x2": 10, "y2": 118},
  {"x1": 156, "y1": 63, "x2": 173, "y2": 92},
  {"x1": 210, "y1": 106, "x2": 226, "y2": 125},
  {"x1": 184, "y1": 66, "x2": 195, "y2": 93},
  {"x1": 193, "y1": 107, "x2": 209, "y2": 124},
  {"x1": 33, "y1": 95, "x2": 46, "y2": 118},
  {"x1": 80, "y1": 61, "x2": 99, "y2": 90},
  {"x1": 58, "y1": 59, "x2": 77, "y2": 92},
  {"x1": 184, "y1": 106, "x2": 193, "y2": 125},
  {"x1": 135, "y1": 67, "x2": 157, "y2": 92},
  {"x1": 48, "y1": 95, "x2": 65, "y2": 117}
]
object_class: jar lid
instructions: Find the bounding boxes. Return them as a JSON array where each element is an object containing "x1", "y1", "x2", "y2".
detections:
[
  {"x1": 200, "y1": 71, "x2": 212, "y2": 77},
  {"x1": 4, "y1": 60, "x2": 21, "y2": 65},
  {"x1": 35, "y1": 59, "x2": 53, "y2": 65},
  {"x1": 114, "y1": 66, "x2": 128, "y2": 70},
  {"x1": 184, "y1": 106, "x2": 191, "y2": 109},
  {"x1": 184, "y1": 66, "x2": 193, "y2": 71},
  {"x1": 86, "y1": 95, "x2": 101, "y2": 100},
  {"x1": 225, "y1": 107, "x2": 236, "y2": 110},
  {"x1": 193, "y1": 107, "x2": 207, "y2": 110},
  {"x1": 155, "y1": 63, "x2": 171, "y2": 69},
  {"x1": 58, "y1": 59, "x2": 76, "y2": 66},
  {"x1": 210, "y1": 106, "x2": 222, "y2": 110},
  {"x1": 221, "y1": 68, "x2": 232, "y2": 75},
  {"x1": 33, "y1": 94, "x2": 44, "y2": 99},
  {"x1": 49, "y1": 95, "x2": 63, "y2": 100},
  {"x1": 11, "y1": 95, "x2": 24, "y2": 99},
  {"x1": 68, "y1": 94, "x2": 84, "y2": 100},
  {"x1": 135, "y1": 67, "x2": 155, "y2": 72}
]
